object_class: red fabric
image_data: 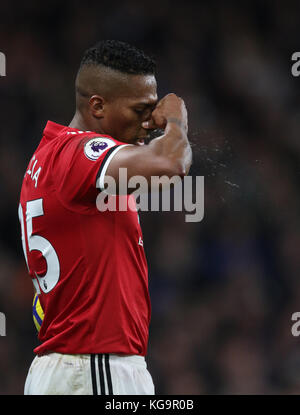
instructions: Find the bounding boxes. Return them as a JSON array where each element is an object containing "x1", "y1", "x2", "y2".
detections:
[{"x1": 19, "y1": 121, "x2": 150, "y2": 356}]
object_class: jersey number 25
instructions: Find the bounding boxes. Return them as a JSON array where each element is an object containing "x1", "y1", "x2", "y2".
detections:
[{"x1": 18, "y1": 198, "x2": 60, "y2": 294}]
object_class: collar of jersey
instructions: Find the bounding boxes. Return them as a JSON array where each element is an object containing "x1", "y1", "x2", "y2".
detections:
[{"x1": 43, "y1": 120, "x2": 93, "y2": 140}]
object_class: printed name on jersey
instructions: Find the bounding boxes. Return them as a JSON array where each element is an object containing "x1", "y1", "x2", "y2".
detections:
[
  {"x1": 26, "y1": 155, "x2": 42, "y2": 188},
  {"x1": 84, "y1": 137, "x2": 116, "y2": 161}
]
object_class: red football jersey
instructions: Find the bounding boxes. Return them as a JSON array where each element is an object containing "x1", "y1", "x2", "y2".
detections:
[{"x1": 18, "y1": 121, "x2": 151, "y2": 356}]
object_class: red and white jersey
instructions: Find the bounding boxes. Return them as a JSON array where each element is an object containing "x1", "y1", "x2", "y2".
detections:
[{"x1": 18, "y1": 121, "x2": 151, "y2": 356}]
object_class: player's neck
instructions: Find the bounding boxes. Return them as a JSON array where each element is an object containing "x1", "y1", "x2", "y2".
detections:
[
  {"x1": 69, "y1": 111, "x2": 88, "y2": 131},
  {"x1": 69, "y1": 111, "x2": 103, "y2": 134}
]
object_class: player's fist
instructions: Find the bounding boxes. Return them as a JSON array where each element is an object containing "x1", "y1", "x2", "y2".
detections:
[{"x1": 142, "y1": 93, "x2": 188, "y2": 133}]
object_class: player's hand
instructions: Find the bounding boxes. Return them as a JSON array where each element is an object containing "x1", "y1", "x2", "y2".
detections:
[{"x1": 142, "y1": 93, "x2": 188, "y2": 133}]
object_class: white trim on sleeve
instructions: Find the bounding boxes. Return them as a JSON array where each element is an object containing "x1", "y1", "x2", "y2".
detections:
[{"x1": 96, "y1": 144, "x2": 132, "y2": 190}]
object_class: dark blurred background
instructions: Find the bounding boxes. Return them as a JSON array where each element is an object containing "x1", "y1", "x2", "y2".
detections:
[{"x1": 1, "y1": 0, "x2": 300, "y2": 394}]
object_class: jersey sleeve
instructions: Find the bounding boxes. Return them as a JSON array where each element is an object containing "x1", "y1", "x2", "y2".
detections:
[{"x1": 51, "y1": 134, "x2": 130, "y2": 213}]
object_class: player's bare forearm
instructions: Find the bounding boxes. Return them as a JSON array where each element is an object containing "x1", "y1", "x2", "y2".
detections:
[{"x1": 148, "y1": 117, "x2": 192, "y2": 177}]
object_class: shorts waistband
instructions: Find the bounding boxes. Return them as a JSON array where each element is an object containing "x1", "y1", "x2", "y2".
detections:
[
  {"x1": 39, "y1": 352, "x2": 146, "y2": 367},
  {"x1": 108, "y1": 354, "x2": 145, "y2": 366}
]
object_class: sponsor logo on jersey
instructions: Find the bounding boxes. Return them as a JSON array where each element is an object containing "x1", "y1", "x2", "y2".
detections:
[{"x1": 84, "y1": 137, "x2": 115, "y2": 161}]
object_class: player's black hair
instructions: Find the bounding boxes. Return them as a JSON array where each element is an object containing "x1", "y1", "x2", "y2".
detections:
[{"x1": 80, "y1": 40, "x2": 156, "y2": 75}]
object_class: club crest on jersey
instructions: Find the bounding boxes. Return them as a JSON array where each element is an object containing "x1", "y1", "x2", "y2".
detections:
[{"x1": 84, "y1": 137, "x2": 115, "y2": 161}]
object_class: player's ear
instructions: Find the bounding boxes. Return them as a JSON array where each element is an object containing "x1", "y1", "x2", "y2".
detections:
[{"x1": 89, "y1": 95, "x2": 105, "y2": 119}]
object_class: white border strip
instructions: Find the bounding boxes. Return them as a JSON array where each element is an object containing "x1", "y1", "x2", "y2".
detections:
[{"x1": 97, "y1": 144, "x2": 132, "y2": 190}]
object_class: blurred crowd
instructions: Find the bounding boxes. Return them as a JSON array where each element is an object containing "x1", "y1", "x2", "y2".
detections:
[{"x1": 1, "y1": 0, "x2": 300, "y2": 394}]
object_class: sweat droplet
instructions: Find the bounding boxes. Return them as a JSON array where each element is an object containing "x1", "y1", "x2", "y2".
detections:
[{"x1": 224, "y1": 180, "x2": 240, "y2": 189}]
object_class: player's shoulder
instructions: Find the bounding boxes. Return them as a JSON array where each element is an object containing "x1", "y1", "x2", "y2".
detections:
[{"x1": 58, "y1": 129, "x2": 123, "y2": 160}]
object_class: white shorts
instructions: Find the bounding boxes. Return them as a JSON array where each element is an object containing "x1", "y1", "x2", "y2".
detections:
[{"x1": 24, "y1": 353, "x2": 155, "y2": 395}]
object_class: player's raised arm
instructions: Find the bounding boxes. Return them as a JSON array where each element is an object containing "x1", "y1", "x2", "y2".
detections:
[{"x1": 104, "y1": 93, "x2": 192, "y2": 187}]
